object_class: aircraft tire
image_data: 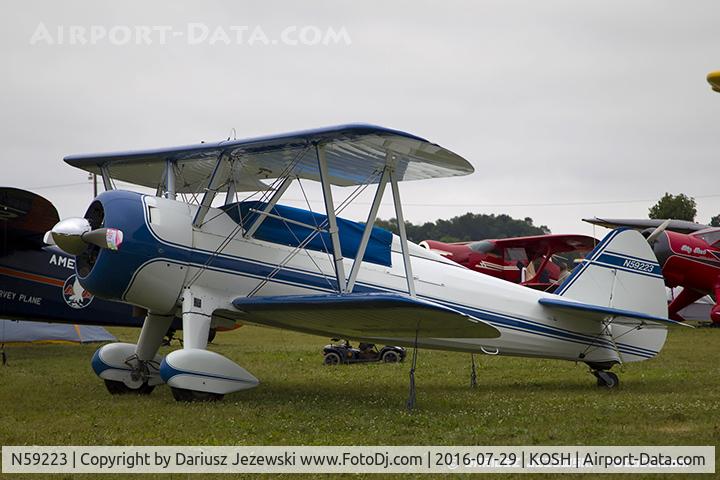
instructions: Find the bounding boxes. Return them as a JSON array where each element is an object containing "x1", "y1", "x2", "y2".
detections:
[
  {"x1": 103, "y1": 379, "x2": 155, "y2": 395},
  {"x1": 595, "y1": 371, "x2": 619, "y2": 389},
  {"x1": 170, "y1": 387, "x2": 224, "y2": 402}
]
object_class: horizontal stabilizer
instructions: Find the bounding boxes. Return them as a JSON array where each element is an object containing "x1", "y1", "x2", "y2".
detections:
[
  {"x1": 539, "y1": 297, "x2": 691, "y2": 328},
  {"x1": 228, "y1": 293, "x2": 500, "y2": 339}
]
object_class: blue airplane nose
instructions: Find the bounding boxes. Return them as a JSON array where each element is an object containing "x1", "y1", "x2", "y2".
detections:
[
  {"x1": 76, "y1": 190, "x2": 191, "y2": 314},
  {"x1": 76, "y1": 190, "x2": 156, "y2": 301}
]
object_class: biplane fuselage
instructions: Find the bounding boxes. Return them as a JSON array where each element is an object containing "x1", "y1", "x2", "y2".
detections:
[
  {"x1": 80, "y1": 190, "x2": 665, "y2": 366},
  {"x1": 47, "y1": 124, "x2": 681, "y2": 402}
]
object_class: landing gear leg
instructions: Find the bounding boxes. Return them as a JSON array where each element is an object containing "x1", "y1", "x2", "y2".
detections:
[
  {"x1": 181, "y1": 292, "x2": 211, "y2": 350},
  {"x1": 160, "y1": 288, "x2": 258, "y2": 402},
  {"x1": 168, "y1": 289, "x2": 224, "y2": 402}
]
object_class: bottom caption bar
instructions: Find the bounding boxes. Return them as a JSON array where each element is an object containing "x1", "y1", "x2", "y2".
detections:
[{"x1": 1, "y1": 446, "x2": 715, "y2": 474}]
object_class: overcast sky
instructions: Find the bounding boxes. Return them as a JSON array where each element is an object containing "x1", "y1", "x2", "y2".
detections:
[{"x1": 2, "y1": 0, "x2": 719, "y2": 237}]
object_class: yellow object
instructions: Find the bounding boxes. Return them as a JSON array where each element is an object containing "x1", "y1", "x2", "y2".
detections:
[{"x1": 707, "y1": 71, "x2": 720, "y2": 92}]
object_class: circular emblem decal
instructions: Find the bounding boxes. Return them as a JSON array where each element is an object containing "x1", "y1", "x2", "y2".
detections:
[{"x1": 62, "y1": 274, "x2": 94, "y2": 309}]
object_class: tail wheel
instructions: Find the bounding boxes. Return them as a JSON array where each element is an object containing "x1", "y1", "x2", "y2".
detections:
[
  {"x1": 170, "y1": 387, "x2": 224, "y2": 402},
  {"x1": 595, "y1": 371, "x2": 619, "y2": 389},
  {"x1": 323, "y1": 352, "x2": 342, "y2": 365},
  {"x1": 381, "y1": 350, "x2": 400, "y2": 363},
  {"x1": 103, "y1": 379, "x2": 155, "y2": 395}
]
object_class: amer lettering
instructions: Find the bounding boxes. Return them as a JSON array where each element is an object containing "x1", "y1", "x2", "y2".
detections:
[{"x1": 49, "y1": 254, "x2": 75, "y2": 270}]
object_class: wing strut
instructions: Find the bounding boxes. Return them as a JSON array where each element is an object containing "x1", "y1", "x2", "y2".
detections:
[
  {"x1": 192, "y1": 153, "x2": 227, "y2": 227},
  {"x1": 100, "y1": 165, "x2": 114, "y2": 191},
  {"x1": 224, "y1": 181, "x2": 236, "y2": 205},
  {"x1": 316, "y1": 143, "x2": 347, "y2": 293},
  {"x1": 347, "y1": 167, "x2": 389, "y2": 292},
  {"x1": 243, "y1": 176, "x2": 294, "y2": 238},
  {"x1": 390, "y1": 162, "x2": 416, "y2": 297},
  {"x1": 164, "y1": 159, "x2": 176, "y2": 200}
]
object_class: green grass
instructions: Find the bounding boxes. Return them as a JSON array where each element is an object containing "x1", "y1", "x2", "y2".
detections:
[{"x1": 0, "y1": 325, "x2": 718, "y2": 479}]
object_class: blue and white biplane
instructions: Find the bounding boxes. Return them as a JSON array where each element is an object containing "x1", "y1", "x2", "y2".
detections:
[{"x1": 46, "y1": 124, "x2": 686, "y2": 404}]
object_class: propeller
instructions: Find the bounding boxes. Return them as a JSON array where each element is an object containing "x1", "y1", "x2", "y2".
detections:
[
  {"x1": 44, "y1": 217, "x2": 123, "y2": 255},
  {"x1": 645, "y1": 218, "x2": 672, "y2": 244}
]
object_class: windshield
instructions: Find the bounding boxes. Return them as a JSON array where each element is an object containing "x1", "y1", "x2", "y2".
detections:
[
  {"x1": 694, "y1": 228, "x2": 720, "y2": 247},
  {"x1": 468, "y1": 240, "x2": 499, "y2": 255}
]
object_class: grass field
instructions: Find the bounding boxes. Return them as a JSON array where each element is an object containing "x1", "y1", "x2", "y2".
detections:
[{"x1": 0, "y1": 324, "x2": 718, "y2": 479}]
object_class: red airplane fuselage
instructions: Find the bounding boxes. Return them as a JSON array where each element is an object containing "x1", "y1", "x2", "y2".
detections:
[
  {"x1": 653, "y1": 228, "x2": 720, "y2": 323},
  {"x1": 420, "y1": 234, "x2": 595, "y2": 291},
  {"x1": 420, "y1": 240, "x2": 559, "y2": 284}
]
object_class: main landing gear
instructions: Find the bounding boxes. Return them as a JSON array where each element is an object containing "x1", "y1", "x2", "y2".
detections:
[
  {"x1": 160, "y1": 288, "x2": 258, "y2": 402},
  {"x1": 104, "y1": 379, "x2": 155, "y2": 395},
  {"x1": 91, "y1": 290, "x2": 258, "y2": 402},
  {"x1": 587, "y1": 363, "x2": 620, "y2": 389},
  {"x1": 170, "y1": 387, "x2": 223, "y2": 402}
]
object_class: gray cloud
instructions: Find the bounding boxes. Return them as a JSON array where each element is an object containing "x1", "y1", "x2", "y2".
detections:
[{"x1": 2, "y1": 0, "x2": 720, "y2": 236}]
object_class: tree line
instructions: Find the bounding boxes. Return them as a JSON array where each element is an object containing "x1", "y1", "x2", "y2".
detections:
[
  {"x1": 375, "y1": 192, "x2": 718, "y2": 244},
  {"x1": 375, "y1": 213, "x2": 549, "y2": 243}
]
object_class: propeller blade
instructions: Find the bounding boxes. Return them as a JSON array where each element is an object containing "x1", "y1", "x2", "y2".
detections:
[
  {"x1": 47, "y1": 218, "x2": 124, "y2": 255},
  {"x1": 646, "y1": 219, "x2": 672, "y2": 244},
  {"x1": 47, "y1": 217, "x2": 91, "y2": 255},
  {"x1": 42, "y1": 231, "x2": 56, "y2": 246},
  {"x1": 81, "y1": 227, "x2": 124, "y2": 251}
]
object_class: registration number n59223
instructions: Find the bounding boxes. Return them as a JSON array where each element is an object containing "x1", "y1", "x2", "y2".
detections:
[{"x1": 622, "y1": 259, "x2": 654, "y2": 272}]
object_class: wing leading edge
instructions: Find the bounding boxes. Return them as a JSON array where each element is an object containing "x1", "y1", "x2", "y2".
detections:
[
  {"x1": 225, "y1": 292, "x2": 500, "y2": 340},
  {"x1": 64, "y1": 124, "x2": 474, "y2": 192}
]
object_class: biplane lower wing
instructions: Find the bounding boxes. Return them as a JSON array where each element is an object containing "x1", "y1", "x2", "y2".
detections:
[
  {"x1": 227, "y1": 293, "x2": 501, "y2": 339},
  {"x1": 538, "y1": 297, "x2": 690, "y2": 328}
]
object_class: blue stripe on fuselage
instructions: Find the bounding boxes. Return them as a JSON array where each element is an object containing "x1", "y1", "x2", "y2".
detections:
[{"x1": 130, "y1": 202, "x2": 656, "y2": 359}]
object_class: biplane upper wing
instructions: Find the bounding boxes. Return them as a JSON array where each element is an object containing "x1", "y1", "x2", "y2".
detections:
[
  {"x1": 583, "y1": 217, "x2": 707, "y2": 234},
  {"x1": 64, "y1": 124, "x2": 474, "y2": 193},
  {"x1": 491, "y1": 234, "x2": 597, "y2": 260},
  {"x1": 224, "y1": 292, "x2": 500, "y2": 340}
]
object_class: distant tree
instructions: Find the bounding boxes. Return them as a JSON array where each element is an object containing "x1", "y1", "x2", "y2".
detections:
[
  {"x1": 376, "y1": 213, "x2": 549, "y2": 243},
  {"x1": 710, "y1": 215, "x2": 720, "y2": 227},
  {"x1": 648, "y1": 193, "x2": 696, "y2": 221}
]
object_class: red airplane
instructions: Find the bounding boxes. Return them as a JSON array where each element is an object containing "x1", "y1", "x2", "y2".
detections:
[
  {"x1": 420, "y1": 234, "x2": 597, "y2": 291},
  {"x1": 584, "y1": 217, "x2": 720, "y2": 325}
]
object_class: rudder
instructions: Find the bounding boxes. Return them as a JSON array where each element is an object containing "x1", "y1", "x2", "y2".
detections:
[
  {"x1": 555, "y1": 228, "x2": 667, "y2": 319},
  {"x1": 554, "y1": 228, "x2": 669, "y2": 362}
]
